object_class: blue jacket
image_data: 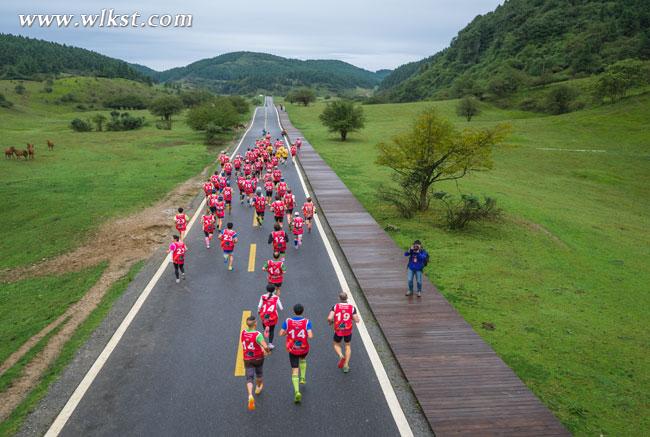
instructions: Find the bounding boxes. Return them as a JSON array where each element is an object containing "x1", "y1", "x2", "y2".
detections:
[{"x1": 404, "y1": 249, "x2": 428, "y2": 271}]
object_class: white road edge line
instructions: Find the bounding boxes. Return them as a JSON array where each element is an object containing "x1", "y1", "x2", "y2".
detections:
[
  {"x1": 273, "y1": 101, "x2": 414, "y2": 437},
  {"x1": 45, "y1": 108, "x2": 259, "y2": 437}
]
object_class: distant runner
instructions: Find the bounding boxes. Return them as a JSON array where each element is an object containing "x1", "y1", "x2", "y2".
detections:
[
  {"x1": 279, "y1": 303, "x2": 313, "y2": 404},
  {"x1": 223, "y1": 183, "x2": 233, "y2": 215},
  {"x1": 174, "y1": 207, "x2": 190, "y2": 241},
  {"x1": 302, "y1": 198, "x2": 316, "y2": 233},
  {"x1": 269, "y1": 223, "x2": 288, "y2": 255},
  {"x1": 271, "y1": 195, "x2": 286, "y2": 224},
  {"x1": 253, "y1": 191, "x2": 267, "y2": 227},
  {"x1": 262, "y1": 251, "x2": 286, "y2": 295},
  {"x1": 258, "y1": 284, "x2": 283, "y2": 349},
  {"x1": 168, "y1": 235, "x2": 187, "y2": 284},
  {"x1": 202, "y1": 208, "x2": 216, "y2": 249},
  {"x1": 327, "y1": 292, "x2": 360, "y2": 373},
  {"x1": 214, "y1": 195, "x2": 226, "y2": 231},
  {"x1": 284, "y1": 189, "x2": 295, "y2": 226},
  {"x1": 292, "y1": 212, "x2": 304, "y2": 249},
  {"x1": 240, "y1": 315, "x2": 270, "y2": 411},
  {"x1": 218, "y1": 222, "x2": 238, "y2": 271}
]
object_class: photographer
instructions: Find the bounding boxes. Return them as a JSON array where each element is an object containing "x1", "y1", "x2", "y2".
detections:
[{"x1": 404, "y1": 240, "x2": 429, "y2": 297}]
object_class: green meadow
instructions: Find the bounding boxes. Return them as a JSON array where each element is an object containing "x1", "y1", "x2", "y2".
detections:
[
  {"x1": 0, "y1": 77, "x2": 218, "y2": 421},
  {"x1": 284, "y1": 94, "x2": 650, "y2": 435}
]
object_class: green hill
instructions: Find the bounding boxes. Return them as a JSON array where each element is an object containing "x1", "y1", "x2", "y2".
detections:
[
  {"x1": 143, "y1": 51, "x2": 386, "y2": 94},
  {"x1": 379, "y1": 0, "x2": 650, "y2": 101},
  {"x1": 0, "y1": 34, "x2": 151, "y2": 83}
]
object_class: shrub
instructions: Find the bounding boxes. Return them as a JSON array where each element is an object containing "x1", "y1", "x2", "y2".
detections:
[
  {"x1": 14, "y1": 84, "x2": 26, "y2": 95},
  {"x1": 544, "y1": 85, "x2": 579, "y2": 114},
  {"x1": 435, "y1": 192, "x2": 500, "y2": 230},
  {"x1": 456, "y1": 96, "x2": 481, "y2": 121},
  {"x1": 70, "y1": 118, "x2": 93, "y2": 132},
  {"x1": 104, "y1": 94, "x2": 147, "y2": 110},
  {"x1": 106, "y1": 112, "x2": 144, "y2": 131}
]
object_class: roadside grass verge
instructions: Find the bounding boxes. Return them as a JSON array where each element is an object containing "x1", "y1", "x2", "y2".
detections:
[
  {"x1": 0, "y1": 261, "x2": 145, "y2": 436},
  {"x1": 283, "y1": 94, "x2": 650, "y2": 435}
]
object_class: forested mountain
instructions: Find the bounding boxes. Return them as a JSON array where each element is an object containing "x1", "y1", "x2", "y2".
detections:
[
  {"x1": 379, "y1": 0, "x2": 650, "y2": 101},
  {"x1": 0, "y1": 34, "x2": 150, "y2": 83},
  {"x1": 141, "y1": 52, "x2": 386, "y2": 94}
]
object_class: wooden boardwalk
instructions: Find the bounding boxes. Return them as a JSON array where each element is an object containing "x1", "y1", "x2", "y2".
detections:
[{"x1": 278, "y1": 109, "x2": 569, "y2": 436}]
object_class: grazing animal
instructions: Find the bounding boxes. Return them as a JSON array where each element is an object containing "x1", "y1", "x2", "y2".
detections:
[
  {"x1": 14, "y1": 149, "x2": 28, "y2": 160},
  {"x1": 47, "y1": 140, "x2": 54, "y2": 151},
  {"x1": 4, "y1": 146, "x2": 16, "y2": 159},
  {"x1": 27, "y1": 143, "x2": 34, "y2": 160}
]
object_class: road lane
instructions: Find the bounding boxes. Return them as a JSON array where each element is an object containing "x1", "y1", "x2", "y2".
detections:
[{"x1": 56, "y1": 99, "x2": 402, "y2": 436}]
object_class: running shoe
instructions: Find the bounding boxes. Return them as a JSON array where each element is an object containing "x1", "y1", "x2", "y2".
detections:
[
  {"x1": 294, "y1": 392, "x2": 302, "y2": 403},
  {"x1": 337, "y1": 356, "x2": 345, "y2": 369},
  {"x1": 268, "y1": 343, "x2": 275, "y2": 350},
  {"x1": 299, "y1": 377, "x2": 306, "y2": 385},
  {"x1": 175, "y1": 278, "x2": 180, "y2": 284},
  {"x1": 248, "y1": 395, "x2": 255, "y2": 411},
  {"x1": 343, "y1": 366, "x2": 350, "y2": 374},
  {"x1": 255, "y1": 384, "x2": 264, "y2": 395}
]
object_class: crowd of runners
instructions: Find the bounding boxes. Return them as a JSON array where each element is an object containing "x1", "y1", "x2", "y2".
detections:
[{"x1": 168, "y1": 129, "x2": 360, "y2": 411}]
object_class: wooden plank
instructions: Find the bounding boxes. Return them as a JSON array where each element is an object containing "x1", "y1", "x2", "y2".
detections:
[{"x1": 278, "y1": 109, "x2": 569, "y2": 436}]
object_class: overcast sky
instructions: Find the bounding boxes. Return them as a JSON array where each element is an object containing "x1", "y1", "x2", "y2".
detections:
[{"x1": 1, "y1": 0, "x2": 504, "y2": 72}]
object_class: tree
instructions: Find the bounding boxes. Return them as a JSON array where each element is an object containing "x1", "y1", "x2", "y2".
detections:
[
  {"x1": 92, "y1": 114, "x2": 107, "y2": 131},
  {"x1": 319, "y1": 100, "x2": 365, "y2": 141},
  {"x1": 14, "y1": 83, "x2": 26, "y2": 95},
  {"x1": 149, "y1": 96, "x2": 183, "y2": 128},
  {"x1": 545, "y1": 85, "x2": 578, "y2": 114},
  {"x1": 594, "y1": 72, "x2": 629, "y2": 103},
  {"x1": 286, "y1": 88, "x2": 316, "y2": 106},
  {"x1": 376, "y1": 108, "x2": 508, "y2": 212},
  {"x1": 186, "y1": 98, "x2": 240, "y2": 135},
  {"x1": 456, "y1": 96, "x2": 481, "y2": 121}
]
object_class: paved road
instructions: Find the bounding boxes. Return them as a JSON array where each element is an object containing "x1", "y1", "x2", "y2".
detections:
[{"x1": 56, "y1": 98, "x2": 401, "y2": 436}]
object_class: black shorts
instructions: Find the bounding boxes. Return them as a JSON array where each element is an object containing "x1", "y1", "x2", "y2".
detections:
[
  {"x1": 266, "y1": 190, "x2": 273, "y2": 197},
  {"x1": 289, "y1": 353, "x2": 308, "y2": 368},
  {"x1": 209, "y1": 206, "x2": 216, "y2": 213},
  {"x1": 287, "y1": 209, "x2": 293, "y2": 215},
  {"x1": 268, "y1": 281, "x2": 282, "y2": 289},
  {"x1": 225, "y1": 200, "x2": 231, "y2": 205},
  {"x1": 274, "y1": 215, "x2": 283, "y2": 222},
  {"x1": 244, "y1": 358, "x2": 264, "y2": 382},
  {"x1": 256, "y1": 211, "x2": 265, "y2": 218},
  {"x1": 333, "y1": 333, "x2": 352, "y2": 343},
  {"x1": 203, "y1": 230, "x2": 214, "y2": 237}
]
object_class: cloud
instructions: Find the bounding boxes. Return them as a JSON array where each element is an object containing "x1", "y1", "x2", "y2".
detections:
[{"x1": 1, "y1": 0, "x2": 504, "y2": 71}]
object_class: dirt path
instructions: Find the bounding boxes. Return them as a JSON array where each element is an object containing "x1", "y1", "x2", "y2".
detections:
[{"x1": 0, "y1": 168, "x2": 211, "y2": 422}]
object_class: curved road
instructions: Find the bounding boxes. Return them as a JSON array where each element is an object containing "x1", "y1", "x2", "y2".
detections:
[{"x1": 51, "y1": 98, "x2": 406, "y2": 436}]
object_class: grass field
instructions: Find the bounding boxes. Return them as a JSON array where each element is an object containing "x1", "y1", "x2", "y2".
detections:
[
  {"x1": 0, "y1": 76, "x2": 224, "y2": 424},
  {"x1": 284, "y1": 95, "x2": 650, "y2": 436},
  {"x1": 0, "y1": 261, "x2": 145, "y2": 437}
]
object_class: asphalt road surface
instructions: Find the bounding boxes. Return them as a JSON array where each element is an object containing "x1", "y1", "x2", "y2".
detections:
[{"x1": 54, "y1": 98, "x2": 403, "y2": 436}]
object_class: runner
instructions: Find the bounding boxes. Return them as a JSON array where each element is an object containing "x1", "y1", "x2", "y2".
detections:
[
  {"x1": 233, "y1": 154, "x2": 242, "y2": 176},
  {"x1": 264, "y1": 178, "x2": 274, "y2": 205},
  {"x1": 290, "y1": 144, "x2": 297, "y2": 159},
  {"x1": 174, "y1": 207, "x2": 190, "y2": 241},
  {"x1": 262, "y1": 251, "x2": 286, "y2": 295},
  {"x1": 327, "y1": 292, "x2": 360, "y2": 373},
  {"x1": 218, "y1": 150, "x2": 229, "y2": 169},
  {"x1": 237, "y1": 175, "x2": 246, "y2": 204},
  {"x1": 202, "y1": 208, "x2": 216, "y2": 249},
  {"x1": 223, "y1": 160, "x2": 233, "y2": 178},
  {"x1": 244, "y1": 176, "x2": 255, "y2": 207},
  {"x1": 208, "y1": 189, "x2": 219, "y2": 215},
  {"x1": 202, "y1": 179, "x2": 213, "y2": 198},
  {"x1": 223, "y1": 183, "x2": 233, "y2": 215},
  {"x1": 240, "y1": 315, "x2": 270, "y2": 411},
  {"x1": 302, "y1": 197, "x2": 316, "y2": 233},
  {"x1": 243, "y1": 160, "x2": 252, "y2": 178},
  {"x1": 258, "y1": 284, "x2": 283, "y2": 349},
  {"x1": 167, "y1": 235, "x2": 187, "y2": 284},
  {"x1": 295, "y1": 137, "x2": 302, "y2": 151},
  {"x1": 254, "y1": 190, "x2": 267, "y2": 227},
  {"x1": 218, "y1": 222, "x2": 238, "y2": 271},
  {"x1": 269, "y1": 223, "x2": 288, "y2": 256},
  {"x1": 279, "y1": 304, "x2": 313, "y2": 403},
  {"x1": 284, "y1": 189, "x2": 295, "y2": 226},
  {"x1": 214, "y1": 195, "x2": 226, "y2": 231},
  {"x1": 210, "y1": 171, "x2": 220, "y2": 189},
  {"x1": 271, "y1": 195, "x2": 286, "y2": 224},
  {"x1": 272, "y1": 167, "x2": 282, "y2": 186},
  {"x1": 292, "y1": 212, "x2": 304, "y2": 249},
  {"x1": 277, "y1": 178, "x2": 288, "y2": 198}
]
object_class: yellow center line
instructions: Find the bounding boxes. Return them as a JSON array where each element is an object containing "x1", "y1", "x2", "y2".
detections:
[
  {"x1": 247, "y1": 243, "x2": 257, "y2": 272},
  {"x1": 234, "y1": 310, "x2": 252, "y2": 377}
]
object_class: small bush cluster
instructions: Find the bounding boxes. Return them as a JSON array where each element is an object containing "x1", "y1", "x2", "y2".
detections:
[{"x1": 106, "y1": 111, "x2": 144, "y2": 131}]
